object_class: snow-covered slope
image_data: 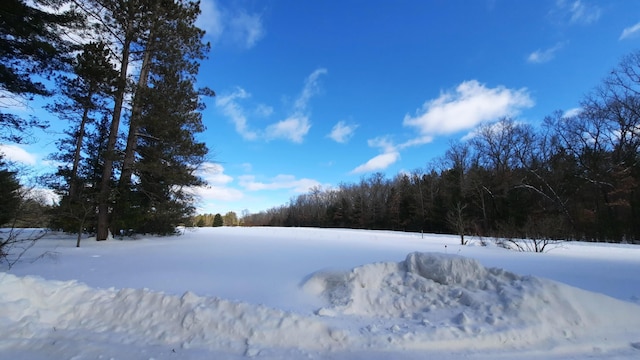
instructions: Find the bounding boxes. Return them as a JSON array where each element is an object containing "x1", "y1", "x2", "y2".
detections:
[{"x1": 1, "y1": 227, "x2": 639, "y2": 359}]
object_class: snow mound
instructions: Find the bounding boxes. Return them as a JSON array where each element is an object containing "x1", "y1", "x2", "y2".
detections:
[
  {"x1": 0, "y1": 273, "x2": 348, "y2": 358},
  {"x1": 2, "y1": 250, "x2": 640, "y2": 358},
  {"x1": 303, "y1": 252, "x2": 640, "y2": 352}
]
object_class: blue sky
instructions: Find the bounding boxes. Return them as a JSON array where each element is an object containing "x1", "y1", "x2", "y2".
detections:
[{"x1": 3, "y1": 0, "x2": 640, "y2": 216}]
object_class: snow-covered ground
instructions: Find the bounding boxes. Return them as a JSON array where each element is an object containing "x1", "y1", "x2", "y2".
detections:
[{"x1": 1, "y1": 227, "x2": 639, "y2": 359}]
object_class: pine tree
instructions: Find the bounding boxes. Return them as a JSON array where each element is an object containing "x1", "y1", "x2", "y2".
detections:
[
  {"x1": 0, "y1": 157, "x2": 21, "y2": 226},
  {"x1": 46, "y1": 42, "x2": 117, "y2": 244},
  {"x1": 112, "y1": 0, "x2": 211, "y2": 235},
  {"x1": 213, "y1": 214, "x2": 223, "y2": 227},
  {"x1": 70, "y1": 0, "x2": 212, "y2": 239},
  {"x1": 0, "y1": 0, "x2": 79, "y2": 143}
]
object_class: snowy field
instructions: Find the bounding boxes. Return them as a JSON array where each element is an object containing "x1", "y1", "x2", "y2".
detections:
[{"x1": 1, "y1": 226, "x2": 640, "y2": 359}]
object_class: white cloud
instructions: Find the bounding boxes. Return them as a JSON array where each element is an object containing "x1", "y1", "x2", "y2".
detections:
[
  {"x1": 197, "y1": 0, "x2": 224, "y2": 40},
  {"x1": 403, "y1": 80, "x2": 534, "y2": 136},
  {"x1": 568, "y1": 0, "x2": 601, "y2": 24},
  {"x1": 229, "y1": 11, "x2": 265, "y2": 49},
  {"x1": 191, "y1": 163, "x2": 243, "y2": 202},
  {"x1": 295, "y1": 68, "x2": 328, "y2": 111},
  {"x1": 527, "y1": 43, "x2": 564, "y2": 64},
  {"x1": 350, "y1": 137, "x2": 400, "y2": 174},
  {"x1": 193, "y1": 185, "x2": 244, "y2": 202},
  {"x1": 215, "y1": 87, "x2": 259, "y2": 141},
  {"x1": 563, "y1": 107, "x2": 582, "y2": 118},
  {"x1": 351, "y1": 152, "x2": 400, "y2": 174},
  {"x1": 0, "y1": 144, "x2": 37, "y2": 165},
  {"x1": 620, "y1": 22, "x2": 640, "y2": 40},
  {"x1": 197, "y1": 0, "x2": 265, "y2": 49},
  {"x1": 216, "y1": 69, "x2": 326, "y2": 143},
  {"x1": 239, "y1": 174, "x2": 321, "y2": 193},
  {"x1": 265, "y1": 68, "x2": 327, "y2": 143},
  {"x1": 554, "y1": 0, "x2": 601, "y2": 25},
  {"x1": 328, "y1": 121, "x2": 358, "y2": 143},
  {"x1": 349, "y1": 133, "x2": 434, "y2": 174},
  {"x1": 199, "y1": 162, "x2": 233, "y2": 185},
  {"x1": 367, "y1": 137, "x2": 396, "y2": 154},
  {"x1": 265, "y1": 114, "x2": 311, "y2": 143},
  {"x1": 397, "y1": 135, "x2": 434, "y2": 149}
]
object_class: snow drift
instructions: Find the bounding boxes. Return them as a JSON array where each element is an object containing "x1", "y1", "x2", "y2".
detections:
[
  {"x1": 0, "y1": 272, "x2": 345, "y2": 358},
  {"x1": 1, "y1": 248, "x2": 639, "y2": 359}
]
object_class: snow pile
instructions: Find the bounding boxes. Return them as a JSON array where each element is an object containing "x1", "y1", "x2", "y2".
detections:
[
  {"x1": 0, "y1": 273, "x2": 348, "y2": 358},
  {"x1": 304, "y1": 252, "x2": 640, "y2": 352},
  {"x1": 1, "y1": 243, "x2": 640, "y2": 359}
]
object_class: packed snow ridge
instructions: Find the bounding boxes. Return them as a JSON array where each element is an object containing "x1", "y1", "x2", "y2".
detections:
[{"x1": 1, "y1": 250, "x2": 640, "y2": 359}]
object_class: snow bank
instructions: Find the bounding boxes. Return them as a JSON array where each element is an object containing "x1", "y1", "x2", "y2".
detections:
[
  {"x1": 0, "y1": 272, "x2": 348, "y2": 358},
  {"x1": 1, "y1": 249, "x2": 640, "y2": 359},
  {"x1": 303, "y1": 252, "x2": 640, "y2": 353}
]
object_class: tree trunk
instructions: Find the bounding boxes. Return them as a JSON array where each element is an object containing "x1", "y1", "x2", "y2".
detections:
[
  {"x1": 96, "y1": 35, "x2": 132, "y2": 241},
  {"x1": 118, "y1": 40, "x2": 152, "y2": 191},
  {"x1": 68, "y1": 104, "x2": 91, "y2": 201}
]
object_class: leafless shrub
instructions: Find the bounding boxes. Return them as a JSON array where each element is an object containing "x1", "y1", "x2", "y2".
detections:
[
  {"x1": 494, "y1": 216, "x2": 564, "y2": 253},
  {"x1": 0, "y1": 228, "x2": 47, "y2": 269}
]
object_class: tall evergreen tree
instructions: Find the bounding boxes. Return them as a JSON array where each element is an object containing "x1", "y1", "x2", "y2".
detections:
[
  {"x1": 67, "y1": 0, "x2": 212, "y2": 239},
  {"x1": 0, "y1": 0, "x2": 79, "y2": 143},
  {"x1": 112, "y1": 0, "x2": 211, "y2": 235},
  {"x1": 46, "y1": 42, "x2": 117, "y2": 242},
  {"x1": 0, "y1": 157, "x2": 21, "y2": 226}
]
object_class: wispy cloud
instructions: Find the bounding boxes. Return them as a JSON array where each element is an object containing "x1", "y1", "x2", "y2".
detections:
[
  {"x1": 527, "y1": 43, "x2": 564, "y2": 64},
  {"x1": 197, "y1": 0, "x2": 224, "y2": 39},
  {"x1": 216, "y1": 69, "x2": 327, "y2": 143},
  {"x1": 265, "y1": 114, "x2": 311, "y2": 143},
  {"x1": 553, "y1": 0, "x2": 601, "y2": 25},
  {"x1": 403, "y1": 80, "x2": 533, "y2": 136},
  {"x1": 294, "y1": 68, "x2": 327, "y2": 111},
  {"x1": 563, "y1": 107, "x2": 582, "y2": 118},
  {"x1": 620, "y1": 22, "x2": 640, "y2": 40},
  {"x1": 328, "y1": 121, "x2": 358, "y2": 143},
  {"x1": 239, "y1": 174, "x2": 321, "y2": 193},
  {"x1": 229, "y1": 11, "x2": 265, "y2": 49},
  {"x1": 265, "y1": 68, "x2": 327, "y2": 143},
  {"x1": 215, "y1": 87, "x2": 259, "y2": 141},
  {"x1": 350, "y1": 137, "x2": 400, "y2": 174},
  {"x1": 351, "y1": 152, "x2": 400, "y2": 174},
  {"x1": 197, "y1": 0, "x2": 265, "y2": 49}
]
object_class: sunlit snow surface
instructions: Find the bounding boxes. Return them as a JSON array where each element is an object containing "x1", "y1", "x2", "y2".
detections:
[{"x1": 1, "y1": 227, "x2": 640, "y2": 359}]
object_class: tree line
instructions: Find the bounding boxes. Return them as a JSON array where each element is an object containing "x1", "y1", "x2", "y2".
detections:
[
  {"x1": 243, "y1": 51, "x2": 640, "y2": 244},
  {"x1": 192, "y1": 212, "x2": 240, "y2": 227},
  {"x1": 1, "y1": 0, "x2": 212, "y2": 244}
]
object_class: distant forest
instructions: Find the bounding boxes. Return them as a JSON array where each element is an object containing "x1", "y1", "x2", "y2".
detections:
[{"x1": 243, "y1": 52, "x2": 640, "y2": 243}]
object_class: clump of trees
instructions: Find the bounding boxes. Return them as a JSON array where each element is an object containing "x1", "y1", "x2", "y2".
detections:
[
  {"x1": 39, "y1": 0, "x2": 212, "y2": 242},
  {"x1": 2, "y1": 0, "x2": 213, "y2": 245},
  {"x1": 243, "y1": 51, "x2": 640, "y2": 245},
  {"x1": 193, "y1": 212, "x2": 239, "y2": 227}
]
